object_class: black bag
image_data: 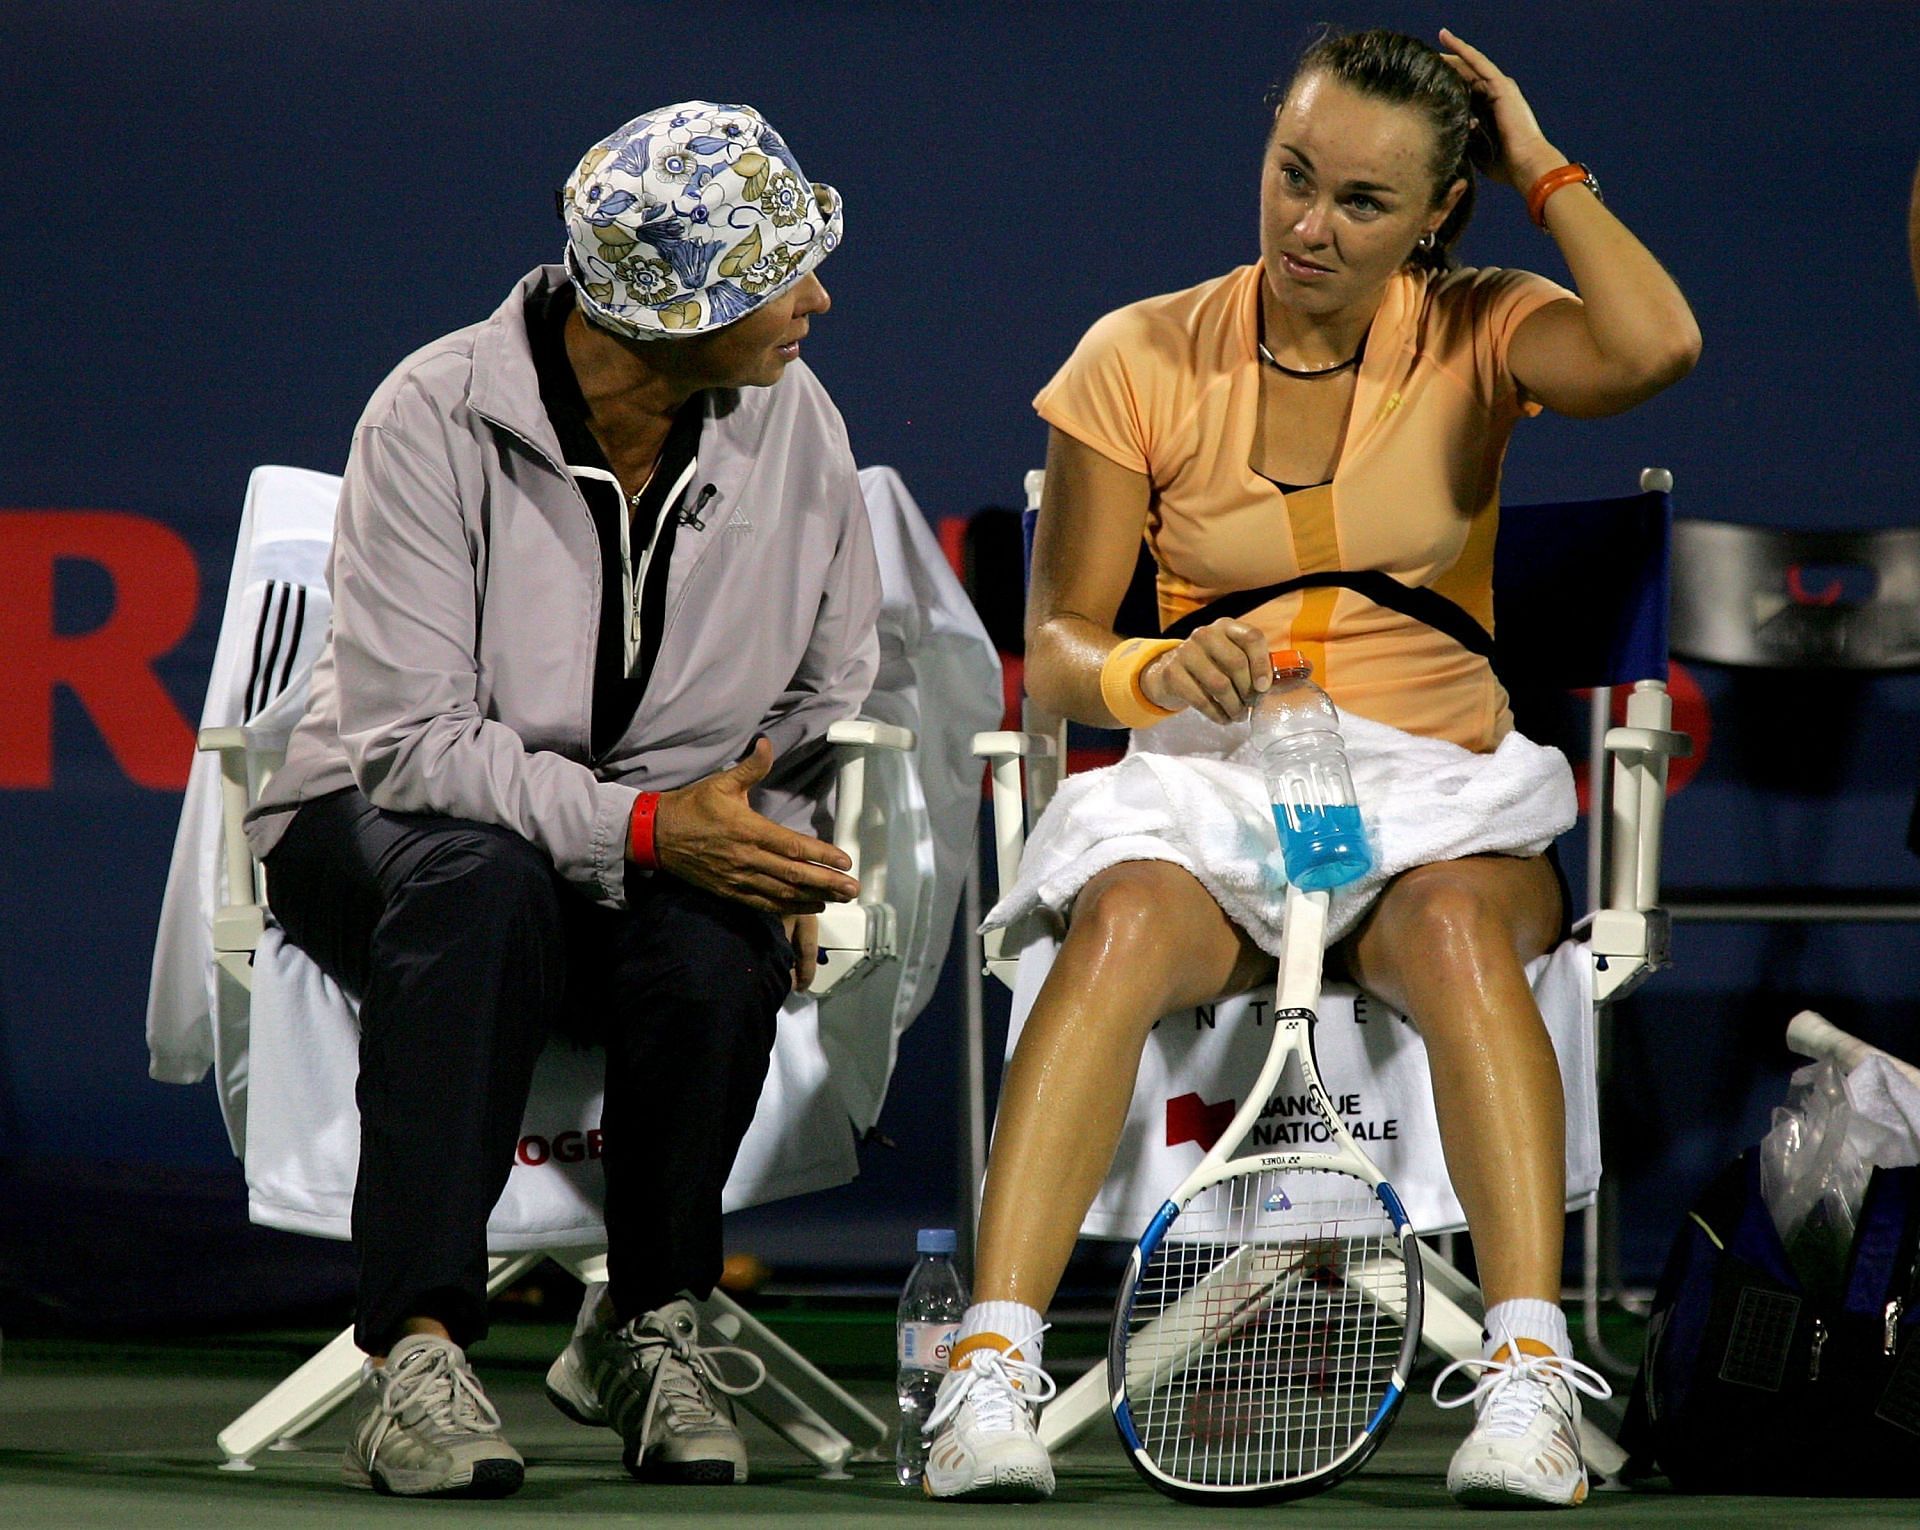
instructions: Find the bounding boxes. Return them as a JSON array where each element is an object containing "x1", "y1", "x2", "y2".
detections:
[{"x1": 1622, "y1": 1149, "x2": 1920, "y2": 1494}]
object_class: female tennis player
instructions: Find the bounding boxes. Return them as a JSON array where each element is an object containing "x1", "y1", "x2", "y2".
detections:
[{"x1": 922, "y1": 27, "x2": 1697, "y2": 1508}]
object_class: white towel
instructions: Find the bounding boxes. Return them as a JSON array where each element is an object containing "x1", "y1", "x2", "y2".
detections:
[{"x1": 983, "y1": 708, "x2": 1577, "y2": 953}]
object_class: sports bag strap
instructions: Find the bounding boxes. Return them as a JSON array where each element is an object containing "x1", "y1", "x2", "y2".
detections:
[
  {"x1": 1844, "y1": 1166, "x2": 1920, "y2": 1317},
  {"x1": 1160, "y1": 569, "x2": 1495, "y2": 658}
]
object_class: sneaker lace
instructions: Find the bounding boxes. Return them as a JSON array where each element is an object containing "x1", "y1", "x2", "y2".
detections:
[
  {"x1": 1430, "y1": 1344, "x2": 1611, "y2": 1439},
  {"x1": 624, "y1": 1311, "x2": 767, "y2": 1468},
  {"x1": 924, "y1": 1325, "x2": 1057, "y2": 1437},
  {"x1": 370, "y1": 1342, "x2": 501, "y2": 1458}
]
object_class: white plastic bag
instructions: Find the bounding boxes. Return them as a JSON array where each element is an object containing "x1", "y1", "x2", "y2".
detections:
[{"x1": 1759, "y1": 1055, "x2": 1920, "y2": 1293}]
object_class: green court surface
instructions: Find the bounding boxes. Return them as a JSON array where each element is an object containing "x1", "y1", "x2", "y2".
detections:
[{"x1": 1, "y1": 1305, "x2": 1910, "y2": 1528}]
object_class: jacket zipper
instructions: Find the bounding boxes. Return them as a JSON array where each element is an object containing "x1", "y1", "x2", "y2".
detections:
[
  {"x1": 479, "y1": 405, "x2": 734, "y2": 762},
  {"x1": 1808, "y1": 1316, "x2": 1828, "y2": 1381},
  {"x1": 476, "y1": 417, "x2": 609, "y2": 759}
]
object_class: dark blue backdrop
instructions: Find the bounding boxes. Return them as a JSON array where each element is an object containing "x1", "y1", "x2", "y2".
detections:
[{"x1": 5, "y1": 0, "x2": 1920, "y2": 1313}]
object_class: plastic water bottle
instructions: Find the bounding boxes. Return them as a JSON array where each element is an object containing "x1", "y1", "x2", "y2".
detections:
[
  {"x1": 1250, "y1": 648, "x2": 1373, "y2": 890},
  {"x1": 895, "y1": 1228, "x2": 967, "y2": 1486}
]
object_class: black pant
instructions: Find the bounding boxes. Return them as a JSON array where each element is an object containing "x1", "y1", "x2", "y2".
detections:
[{"x1": 264, "y1": 788, "x2": 791, "y2": 1354}]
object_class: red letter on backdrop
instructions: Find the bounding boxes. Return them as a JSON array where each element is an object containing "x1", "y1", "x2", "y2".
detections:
[{"x1": 0, "y1": 511, "x2": 199, "y2": 789}]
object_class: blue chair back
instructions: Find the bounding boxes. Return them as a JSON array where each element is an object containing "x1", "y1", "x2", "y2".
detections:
[{"x1": 1494, "y1": 489, "x2": 1671, "y2": 692}]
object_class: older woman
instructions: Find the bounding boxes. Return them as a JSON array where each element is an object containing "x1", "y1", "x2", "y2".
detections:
[{"x1": 923, "y1": 29, "x2": 1698, "y2": 1509}]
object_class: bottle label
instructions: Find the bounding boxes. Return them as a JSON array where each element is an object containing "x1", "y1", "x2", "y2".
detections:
[{"x1": 899, "y1": 1321, "x2": 959, "y2": 1372}]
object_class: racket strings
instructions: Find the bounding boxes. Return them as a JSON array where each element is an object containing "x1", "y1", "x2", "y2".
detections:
[{"x1": 1124, "y1": 1167, "x2": 1408, "y2": 1488}]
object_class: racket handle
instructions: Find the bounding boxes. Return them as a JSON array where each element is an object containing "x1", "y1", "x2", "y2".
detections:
[{"x1": 1786, "y1": 1010, "x2": 1920, "y2": 1090}]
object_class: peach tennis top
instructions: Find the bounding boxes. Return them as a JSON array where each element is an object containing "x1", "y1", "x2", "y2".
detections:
[{"x1": 1033, "y1": 261, "x2": 1571, "y2": 752}]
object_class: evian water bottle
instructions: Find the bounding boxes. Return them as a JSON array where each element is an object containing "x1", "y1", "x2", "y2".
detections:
[
  {"x1": 1251, "y1": 649, "x2": 1374, "y2": 890},
  {"x1": 895, "y1": 1228, "x2": 967, "y2": 1486}
]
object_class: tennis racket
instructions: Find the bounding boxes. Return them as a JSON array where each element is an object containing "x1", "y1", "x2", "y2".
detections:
[{"x1": 1109, "y1": 882, "x2": 1423, "y2": 1503}]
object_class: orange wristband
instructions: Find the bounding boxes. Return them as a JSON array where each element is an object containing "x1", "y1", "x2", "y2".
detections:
[
  {"x1": 628, "y1": 791, "x2": 661, "y2": 869},
  {"x1": 1526, "y1": 163, "x2": 1594, "y2": 228},
  {"x1": 1098, "y1": 637, "x2": 1183, "y2": 729}
]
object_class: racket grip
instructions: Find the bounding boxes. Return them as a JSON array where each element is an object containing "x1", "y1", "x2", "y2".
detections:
[{"x1": 1786, "y1": 1010, "x2": 1920, "y2": 1090}]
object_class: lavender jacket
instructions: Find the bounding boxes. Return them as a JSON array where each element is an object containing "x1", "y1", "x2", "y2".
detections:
[{"x1": 247, "y1": 266, "x2": 881, "y2": 907}]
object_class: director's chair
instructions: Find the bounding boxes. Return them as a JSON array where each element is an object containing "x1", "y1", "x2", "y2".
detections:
[{"x1": 147, "y1": 462, "x2": 1001, "y2": 1474}]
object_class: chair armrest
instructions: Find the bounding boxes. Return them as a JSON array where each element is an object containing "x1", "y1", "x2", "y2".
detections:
[
  {"x1": 1590, "y1": 681, "x2": 1690, "y2": 998},
  {"x1": 972, "y1": 730, "x2": 1057, "y2": 986},
  {"x1": 198, "y1": 724, "x2": 292, "y2": 757},
  {"x1": 972, "y1": 730, "x2": 1054, "y2": 891},
  {"x1": 1602, "y1": 724, "x2": 1691, "y2": 760},
  {"x1": 1586, "y1": 907, "x2": 1672, "y2": 1003},
  {"x1": 824, "y1": 719, "x2": 914, "y2": 878},
  {"x1": 810, "y1": 718, "x2": 917, "y2": 997},
  {"x1": 825, "y1": 719, "x2": 915, "y2": 753},
  {"x1": 972, "y1": 730, "x2": 1054, "y2": 757},
  {"x1": 197, "y1": 727, "x2": 288, "y2": 958}
]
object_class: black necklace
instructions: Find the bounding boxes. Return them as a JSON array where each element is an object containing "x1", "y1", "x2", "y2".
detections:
[{"x1": 1257, "y1": 337, "x2": 1364, "y2": 379}]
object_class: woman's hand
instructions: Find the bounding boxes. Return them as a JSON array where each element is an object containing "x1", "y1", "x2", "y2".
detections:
[
  {"x1": 1441, "y1": 29, "x2": 1701, "y2": 416},
  {"x1": 1437, "y1": 29, "x2": 1566, "y2": 192},
  {"x1": 1140, "y1": 620, "x2": 1272, "y2": 725}
]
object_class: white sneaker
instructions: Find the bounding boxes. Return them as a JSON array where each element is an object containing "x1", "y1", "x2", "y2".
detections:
[
  {"x1": 343, "y1": 1334, "x2": 523, "y2": 1498},
  {"x1": 1434, "y1": 1340, "x2": 1612, "y2": 1508},
  {"x1": 920, "y1": 1331, "x2": 1057, "y2": 1502},
  {"x1": 546, "y1": 1293, "x2": 766, "y2": 1484}
]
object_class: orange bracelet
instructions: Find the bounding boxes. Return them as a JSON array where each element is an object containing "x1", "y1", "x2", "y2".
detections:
[
  {"x1": 1526, "y1": 163, "x2": 1594, "y2": 228},
  {"x1": 1098, "y1": 637, "x2": 1183, "y2": 729},
  {"x1": 628, "y1": 791, "x2": 661, "y2": 869}
]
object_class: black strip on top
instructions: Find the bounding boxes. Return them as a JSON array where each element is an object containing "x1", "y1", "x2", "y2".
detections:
[{"x1": 1161, "y1": 569, "x2": 1495, "y2": 659}]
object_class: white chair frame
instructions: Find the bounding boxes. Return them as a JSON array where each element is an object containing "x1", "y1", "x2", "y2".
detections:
[
  {"x1": 201, "y1": 717, "x2": 914, "y2": 1475},
  {"x1": 967, "y1": 467, "x2": 1692, "y2": 1475}
]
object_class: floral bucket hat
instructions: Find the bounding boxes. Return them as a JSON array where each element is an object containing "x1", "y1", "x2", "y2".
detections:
[{"x1": 561, "y1": 101, "x2": 842, "y2": 340}]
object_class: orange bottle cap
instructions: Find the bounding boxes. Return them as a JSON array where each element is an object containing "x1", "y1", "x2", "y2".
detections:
[{"x1": 1270, "y1": 648, "x2": 1310, "y2": 675}]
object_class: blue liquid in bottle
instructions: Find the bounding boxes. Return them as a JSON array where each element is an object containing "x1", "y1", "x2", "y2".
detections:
[{"x1": 1273, "y1": 802, "x2": 1373, "y2": 891}]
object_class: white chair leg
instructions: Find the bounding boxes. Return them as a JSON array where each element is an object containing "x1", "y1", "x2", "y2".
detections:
[
  {"x1": 214, "y1": 1251, "x2": 545, "y2": 1468},
  {"x1": 1036, "y1": 1358, "x2": 1109, "y2": 1452},
  {"x1": 550, "y1": 1248, "x2": 609, "y2": 1287},
  {"x1": 693, "y1": 1290, "x2": 890, "y2": 1477},
  {"x1": 217, "y1": 1325, "x2": 366, "y2": 1470}
]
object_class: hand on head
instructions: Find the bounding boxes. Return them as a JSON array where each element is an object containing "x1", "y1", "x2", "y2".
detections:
[
  {"x1": 653, "y1": 737, "x2": 859, "y2": 916},
  {"x1": 1141, "y1": 620, "x2": 1272, "y2": 725},
  {"x1": 1436, "y1": 29, "x2": 1562, "y2": 191}
]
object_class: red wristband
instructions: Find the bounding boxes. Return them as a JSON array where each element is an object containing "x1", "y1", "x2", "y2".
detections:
[
  {"x1": 628, "y1": 791, "x2": 661, "y2": 869},
  {"x1": 1526, "y1": 163, "x2": 1594, "y2": 228}
]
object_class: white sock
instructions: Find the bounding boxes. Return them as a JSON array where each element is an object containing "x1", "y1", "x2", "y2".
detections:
[
  {"x1": 1482, "y1": 1298, "x2": 1569, "y2": 1361},
  {"x1": 957, "y1": 1301, "x2": 1046, "y2": 1368}
]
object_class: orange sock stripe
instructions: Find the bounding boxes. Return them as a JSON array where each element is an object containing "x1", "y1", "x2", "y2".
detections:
[
  {"x1": 1489, "y1": 1337, "x2": 1559, "y2": 1363},
  {"x1": 950, "y1": 1332, "x2": 1024, "y2": 1370}
]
